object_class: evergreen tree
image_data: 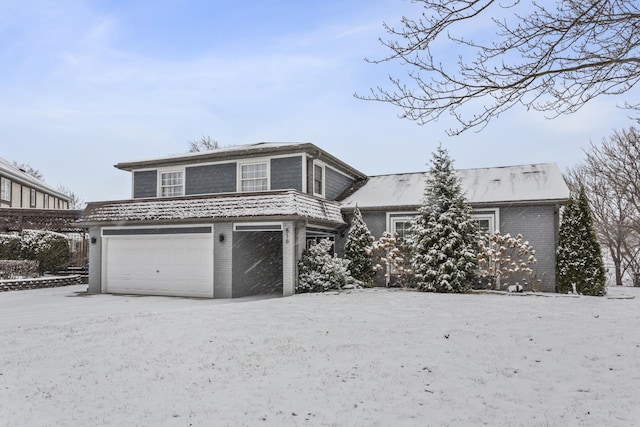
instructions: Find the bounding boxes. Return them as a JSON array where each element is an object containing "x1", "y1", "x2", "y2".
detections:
[
  {"x1": 407, "y1": 146, "x2": 479, "y2": 292},
  {"x1": 344, "y1": 206, "x2": 374, "y2": 284},
  {"x1": 556, "y1": 188, "x2": 607, "y2": 296}
]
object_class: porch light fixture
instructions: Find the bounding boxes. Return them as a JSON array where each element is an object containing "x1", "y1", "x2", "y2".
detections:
[
  {"x1": 219, "y1": 234, "x2": 225, "y2": 242},
  {"x1": 90, "y1": 237, "x2": 97, "y2": 244}
]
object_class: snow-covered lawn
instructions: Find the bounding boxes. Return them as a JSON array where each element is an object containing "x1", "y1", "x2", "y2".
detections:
[{"x1": 1, "y1": 286, "x2": 639, "y2": 427}]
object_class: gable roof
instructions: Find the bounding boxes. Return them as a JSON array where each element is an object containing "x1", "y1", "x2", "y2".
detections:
[
  {"x1": 80, "y1": 190, "x2": 345, "y2": 226},
  {"x1": 340, "y1": 163, "x2": 569, "y2": 209},
  {"x1": 0, "y1": 157, "x2": 70, "y2": 201},
  {"x1": 115, "y1": 142, "x2": 367, "y2": 180}
]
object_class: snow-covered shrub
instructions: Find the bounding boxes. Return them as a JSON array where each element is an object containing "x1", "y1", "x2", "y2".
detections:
[
  {"x1": 0, "y1": 234, "x2": 22, "y2": 260},
  {"x1": 556, "y1": 188, "x2": 606, "y2": 296},
  {"x1": 344, "y1": 206, "x2": 374, "y2": 285},
  {"x1": 368, "y1": 231, "x2": 412, "y2": 287},
  {"x1": 477, "y1": 231, "x2": 537, "y2": 290},
  {"x1": 297, "y1": 239, "x2": 355, "y2": 293},
  {"x1": 407, "y1": 146, "x2": 478, "y2": 293},
  {"x1": 0, "y1": 260, "x2": 39, "y2": 280},
  {"x1": 20, "y1": 230, "x2": 70, "y2": 274}
]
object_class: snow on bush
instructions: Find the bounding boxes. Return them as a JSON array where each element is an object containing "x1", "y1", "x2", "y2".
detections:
[
  {"x1": 477, "y1": 231, "x2": 537, "y2": 290},
  {"x1": 556, "y1": 188, "x2": 606, "y2": 296},
  {"x1": 368, "y1": 231, "x2": 412, "y2": 287},
  {"x1": 344, "y1": 206, "x2": 375, "y2": 285},
  {"x1": 0, "y1": 230, "x2": 70, "y2": 275},
  {"x1": 407, "y1": 146, "x2": 478, "y2": 293},
  {"x1": 0, "y1": 234, "x2": 22, "y2": 260},
  {"x1": 0, "y1": 260, "x2": 39, "y2": 280},
  {"x1": 297, "y1": 239, "x2": 356, "y2": 293}
]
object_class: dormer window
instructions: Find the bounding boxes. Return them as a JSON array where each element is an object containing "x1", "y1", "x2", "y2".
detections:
[
  {"x1": 160, "y1": 170, "x2": 184, "y2": 197},
  {"x1": 240, "y1": 161, "x2": 269, "y2": 192},
  {"x1": 313, "y1": 162, "x2": 325, "y2": 197}
]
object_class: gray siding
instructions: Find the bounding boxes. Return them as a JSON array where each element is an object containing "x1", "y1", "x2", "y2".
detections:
[
  {"x1": 271, "y1": 156, "x2": 303, "y2": 191},
  {"x1": 500, "y1": 204, "x2": 559, "y2": 292},
  {"x1": 325, "y1": 167, "x2": 356, "y2": 201},
  {"x1": 87, "y1": 226, "x2": 102, "y2": 294},
  {"x1": 343, "y1": 205, "x2": 560, "y2": 292},
  {"x1": 186, "y1": 163, "x2": 236, "y2": 195},
  {"x1": 336, "y1": 210, "x2": 386, "y2": 258},
  {"x1": 214, "y1": 223, "x2": 233, "y2": 298},
  {"x1": 133, "y1": 170, "x2": 157, "y2": 198}
]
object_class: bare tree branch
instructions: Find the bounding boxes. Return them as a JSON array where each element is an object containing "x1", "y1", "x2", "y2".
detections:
[{"x1": 357, "y1": 0, "x2": 640, "y2": 135}]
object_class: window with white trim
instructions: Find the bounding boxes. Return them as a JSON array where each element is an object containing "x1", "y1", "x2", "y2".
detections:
[
  {"x1": 240, "y1": 162, "x2": 268, "y2": 192},
  {"x1": 390, "y1": 216, "x2": 415, "y2": 241},
  {"x1": 472, "y1": 210, "x2": 499, "y2": 236},
  {"x1": 44, "y1": 194, "x2": 49, "y2": 208},
  {"x1": 160, "y1": 171, "x2": 184, "y2": 197},
  {"x1": 0, "y1": 177, "x2": 10, "y2": 202},
  {"x1": 313, "y1": 163, "x2": 324, "y2": 196},
  {"x1": 30, "y1": 189, "x2": 36, "y2": 207}
]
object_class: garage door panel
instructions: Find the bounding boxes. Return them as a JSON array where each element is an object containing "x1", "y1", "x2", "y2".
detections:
[{"x1": 103, "y1": 231, "x2": 214, "y2": 298}]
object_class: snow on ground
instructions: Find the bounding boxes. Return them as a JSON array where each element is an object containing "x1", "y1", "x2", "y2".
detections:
[{"x1": 1, "y1": 286, "x2": 640, "y2": 427}]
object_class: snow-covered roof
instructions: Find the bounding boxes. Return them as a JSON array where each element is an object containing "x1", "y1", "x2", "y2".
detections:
[
  {"x1": 0, "y1": 156, "x2": 70, "y2": 201},
  {"x1": 80, "y1": 190, "x2": 345, "y2": 225},
  {"x1": 341, "y1": 163, "x2": 570, "y2": 209}
]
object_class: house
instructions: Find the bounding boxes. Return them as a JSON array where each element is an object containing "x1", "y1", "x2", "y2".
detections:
[
  {"x1": 337, "y1": 164, "x2": 570, "y2": 291},
  {"x1": 81, "y1": 143, "x2": 366, "y2": 298},
  {"x1": 0, "y1": 156, "x2": 87, "y2": 268},
  {"x1": 0, "y1": 156, "x2": 70, "y2": 210},
  {"x1": 81, "y1": 142, "x2": 570, "y2": 298}
]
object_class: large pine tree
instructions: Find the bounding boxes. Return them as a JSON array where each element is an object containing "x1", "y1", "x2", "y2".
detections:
[
  {"x1": 344, "y1": 206, "x2": 374, "y2": 284},
  {"x1": 407, "y1": 146, "x2": 478, "y2": 292},
  {"x1": 556, "y1": 188, "x2": 607, "y2": 296}
]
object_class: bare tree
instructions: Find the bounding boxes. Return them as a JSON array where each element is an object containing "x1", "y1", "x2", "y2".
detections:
[
  {"x1": 188, "y1": 136, "x2": 220, "y2": 153},
  {"x1": 57, "y1": 185, "x2": 86, "y2": 210},
  {"x1": 13, "y1": 162, "x2": 43, "y2": 180},
  {"x1": 565, "y1": 165, "x2": 636, "y2": 286},
  {"x1": 567, "y1": 127, "x2": 640, "y2": 285},
  {"x1": 358, "y1": 0, "x2": 640, "y2": 135}
]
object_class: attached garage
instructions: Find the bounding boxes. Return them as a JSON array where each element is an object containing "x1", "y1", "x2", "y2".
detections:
[
  {"x1": 102, "y1": 226, "x2": 214, "y2": 298},
  {"x1": 83, "y1": 190, "x2": 347, "y2": 299}
]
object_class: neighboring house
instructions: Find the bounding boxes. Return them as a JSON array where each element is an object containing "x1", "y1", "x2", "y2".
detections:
[
  {"x1": 338, "y1": 164, "x2": 570, "y2": 292},
  {"x1": 0, "y1": 156, "x2": 86, "y2": 268},
  {"x1": 0, "y1": 156, "x2": 70, "y2": 210},
  {"x1": 81, "y1": 142, "x2": 570, "y2": 298}
]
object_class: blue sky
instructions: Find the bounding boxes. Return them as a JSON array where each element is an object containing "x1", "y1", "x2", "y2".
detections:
[{"x1": 1, "y1": 0, "x2": 637, "y2": 202}]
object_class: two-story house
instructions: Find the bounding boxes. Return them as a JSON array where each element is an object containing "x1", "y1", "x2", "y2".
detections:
[
  {"x1": 81, "y1": 142, "x2": 570, "y2": 298},
  {"x1": 0, "y1": 156, "x2": 70, "y2": 210},
  {"x1": 82, "y1": 143, "x2": 366, "y2": 298}
]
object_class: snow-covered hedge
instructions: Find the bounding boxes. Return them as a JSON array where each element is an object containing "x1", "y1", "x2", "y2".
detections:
[
  {"x1": 0, "y1": 260, "x2": 39, "y2": 280},
  {"x1": 0, "y1": 230, "x2": 70, "y2": 274}
]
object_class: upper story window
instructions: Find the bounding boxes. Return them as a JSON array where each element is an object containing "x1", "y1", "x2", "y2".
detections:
[
  {"x1": 160, "y1": 171, "x2": 184, "y2": 197},
  {"x1": 240, "y1": 162, "x2": 268, "y2": 192},
  {"x1": 313, "y1": 162, "x2": 324, "y2": 197},
  {"x1": 44, "y1": 194, "x2": 49, "y2": 209},
  {"x1": 0, "y1": 177, "x2": 10, "y2": 202},
  {"x1": 30, "y1": 189, "x2": 36, "y2": 207}
]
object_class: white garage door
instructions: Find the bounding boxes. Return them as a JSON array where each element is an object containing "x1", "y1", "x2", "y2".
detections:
[{"x1": 102, "y1": 226, "x2": 214, "y2": 298}]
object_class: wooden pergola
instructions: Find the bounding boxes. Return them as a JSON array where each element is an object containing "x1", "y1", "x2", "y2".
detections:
[{"x1": 0, "y1": 208, "x2": 85, "y2": 233}]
